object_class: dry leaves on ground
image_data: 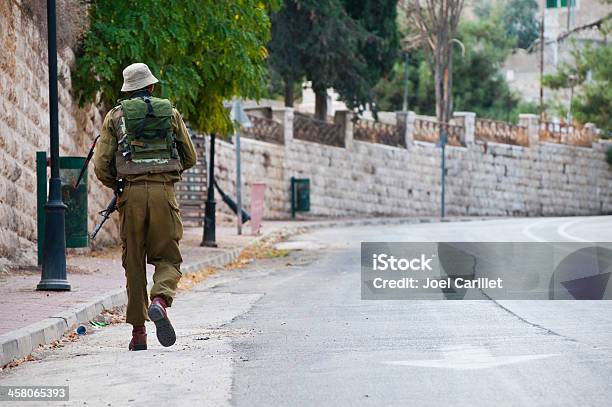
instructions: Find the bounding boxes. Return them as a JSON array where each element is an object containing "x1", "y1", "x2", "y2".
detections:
[
  {"x1": 177, "y1": 267, "x2": 217, "y2": 291},
  {"x1": 225, "y1": 239, "x2": 290, "y2": 270}
]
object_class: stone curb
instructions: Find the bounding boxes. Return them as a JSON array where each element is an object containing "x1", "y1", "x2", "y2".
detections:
[
  {"x1": 0, "y1": 247, "x2": 244, "y2": 367},
  {"x1": 0, "y1": 216, "x2": 488, "y2": 367}
]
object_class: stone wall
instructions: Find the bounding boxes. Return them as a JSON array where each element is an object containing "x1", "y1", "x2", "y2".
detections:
[
  {"x1": 2, "y1": 0, "x2": 611, "y2": 268},
  {"x1": 0, "y1": 1, "x2": 115, "y2": 267},
  {"x1": 203, "y1": 108, "x2": 612, "y2": 221},
  {"x1": 210, "y1": 136, "x2": 289, "y2": 222}
]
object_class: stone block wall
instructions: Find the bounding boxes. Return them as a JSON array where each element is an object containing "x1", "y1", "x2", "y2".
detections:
[
  {"x1": 204, "y1": 109, "x2": 612, "y2": 221},
  {"x1": 211, "y1": 136, "x2": 289, "y2": 222},
  {"x1": 0, "y1": 1, "x2": 114, "y2": 267}
]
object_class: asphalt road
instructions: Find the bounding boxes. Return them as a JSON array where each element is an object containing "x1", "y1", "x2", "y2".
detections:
[{"x1": 1, "y1": 216, "x2": 611, "y2": 406}]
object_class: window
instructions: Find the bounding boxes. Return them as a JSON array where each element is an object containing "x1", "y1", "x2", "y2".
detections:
[{"x1": 547, "y1": 0, "x2": 576, "y2": 7}]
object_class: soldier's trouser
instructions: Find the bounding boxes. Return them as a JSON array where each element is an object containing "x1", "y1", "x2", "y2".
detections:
[{"x1": 118, "y1": 182, "x2": 183, "y2": 326}]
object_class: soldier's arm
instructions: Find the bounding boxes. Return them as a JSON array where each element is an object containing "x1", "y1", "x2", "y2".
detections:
[
  {"x1": 93, "y1": 109, "x2": 118, "y2": 190},
  {"x1": 172, "y1": 108, "x2": 197, "y2": 171}
]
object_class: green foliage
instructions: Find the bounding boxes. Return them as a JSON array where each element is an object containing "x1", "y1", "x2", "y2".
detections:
[
  {"x1": 268, "y1": 0, "x2": 399, "y2": 113},
  {"x1": 338, "y1": 0, "x2": 399, "y2": 112},
  {"x1": 452, "y1": 14, "x2": 519, "y2": 121},
  {"x1": 543, "y1": 43, "x2": 612, "y2": 132},
  {"x1": 607, "y1": 147, "x2": 612, "y2": 166},
  {"x1": 374, "y1": 8, "x2": 536, "y2": 123},
  {"x1": 73, "y1": 0, "x2": 277, "y2": 134},
  {"x1": 475, "y1": 0, "x2": 539, "y2": 49},
  {"x1": 372, "y1": 51, "x2": 435, "y2": 114}
]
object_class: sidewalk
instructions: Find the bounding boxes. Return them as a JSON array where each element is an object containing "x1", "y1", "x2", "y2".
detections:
[{"x1": 0, "y1": 216, "x2": 484, "y2": 367}]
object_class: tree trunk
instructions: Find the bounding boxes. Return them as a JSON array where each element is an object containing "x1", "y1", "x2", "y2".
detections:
[
  {"x1": 314, "y1": 88, "x2": 328, "y2": 121},
  {"x1": 284, "y1": 79, "x2": 294, "y2": 107}
]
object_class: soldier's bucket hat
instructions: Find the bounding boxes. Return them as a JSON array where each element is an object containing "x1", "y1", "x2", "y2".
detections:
[{"x1": 121, "y1": 63, "x2": 159, "y2": 92}]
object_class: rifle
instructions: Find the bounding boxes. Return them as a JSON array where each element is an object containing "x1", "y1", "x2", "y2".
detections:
[
  {"x1": 90, "y1": 180, "x2": 124, "y2": 240},
  {"x1": 74, "y1": 135, "x2": 100, "y2": 190}
]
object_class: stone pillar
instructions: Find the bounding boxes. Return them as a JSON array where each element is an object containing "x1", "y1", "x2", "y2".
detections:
[
  {"x1": 453, "y1": 111, "x2": 475, "y2": 145},
  {"x1": 396, "y1": 111, "x2": 415, "y2": 147},
  {"x1": 519, "y1": 113, "x2": 540, "y2": 147},
  {"x1": 272, "y1": 107, "x2": 294, "y2": 145},
  {"x1": 334, "y1": 110, "x2": 353, "y2": 150}
]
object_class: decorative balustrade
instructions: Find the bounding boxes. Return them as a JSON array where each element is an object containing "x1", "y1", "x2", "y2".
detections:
[
  {"x1": 475, "y1": 118, "x2": 529, "y2": 147},
  {"x1": 539, "y1": 121, "x2": 595, "y2": 148},
  {"x1": 413, "y1": 117, "x2": 464, "y2": 146},
  {"x1": 242, "y1": 114, "x2": 284, "y2": 145},
  {"x1": 353, "y1": 119, "x2": 405, "y2": 148},
  {"x1": 293, "y1": 113, "x2": 345, "y2": 147}
]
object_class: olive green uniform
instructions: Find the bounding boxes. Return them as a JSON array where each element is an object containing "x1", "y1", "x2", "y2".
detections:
[{"x1": 93, "y1": 103, "x2": 197, "y2": 326}]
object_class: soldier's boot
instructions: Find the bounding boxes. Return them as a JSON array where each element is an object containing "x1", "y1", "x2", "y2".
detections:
[
  {"x1": 129, "y1": 325, "x2": 147, "y2": 351},
  {"x1": 148, "y1": 297, "x2": 176, "y2": 347}
]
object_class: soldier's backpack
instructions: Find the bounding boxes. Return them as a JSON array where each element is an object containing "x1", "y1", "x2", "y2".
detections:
[{"x1": 113, "y1": 96, "x2": 183, "y2": 176}]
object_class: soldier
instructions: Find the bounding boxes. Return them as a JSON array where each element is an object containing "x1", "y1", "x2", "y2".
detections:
[{"x1": 93, "y1": 63, "x2": 197, "y2": 351}]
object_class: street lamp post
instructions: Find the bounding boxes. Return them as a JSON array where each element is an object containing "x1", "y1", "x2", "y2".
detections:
[
  {"x1": 201, "y1": 133, "x2": 217, "y2": 247},
  {"x1": 402, "y1": 53, "x2": 410, "y2": 112},
  {"x1": 37, "y1": 0, "x2": 70, "y2": 291}
]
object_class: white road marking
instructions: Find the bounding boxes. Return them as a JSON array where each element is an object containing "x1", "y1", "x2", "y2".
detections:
[
  {"x1": 557, "y1": 219, "x2": 592, "y2": 242},
  {"x1": 521, "y1": 218, "x2": 559, "y2": 242},
  {"x1": 383, "y1": 345, "x2": 557, "y2": 371}
]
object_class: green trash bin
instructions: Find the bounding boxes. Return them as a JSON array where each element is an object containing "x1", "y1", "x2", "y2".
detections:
[
  {"x1": 290, "y1": 177, "x2": 310, "y2": 218},
  {"x1": 37, "y1": 153, "x2": 89, "y2": 264},
  {"x1": 60, "y1": 156, "x2": 89, "y2": 248}
]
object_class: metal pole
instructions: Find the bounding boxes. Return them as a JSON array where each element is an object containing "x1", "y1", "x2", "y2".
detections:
[
  {"x1": 440, "y1": 131, "x2": 446, "y2": 219},
  {"x1": 539, "y1": 15, "x2": 545, "y2": 118},
  {"x1": 402, "y1": 53, "x2": 410, "y2": 112},
  {"x1": 38, "y1": 0, "x2": 70, "y2": 291},
  {"x1": 568, "y1": 84, "x2": 574, "y2": 124},
  {"x1": 235, "y1": 127, "x2": 243, "y2": 235},
  {"x1": 566, "y1": 0, "x2": 571, "y2": 31},
  {"x1": 201, "y1": 133, "x2": 217, "y2": 247}
]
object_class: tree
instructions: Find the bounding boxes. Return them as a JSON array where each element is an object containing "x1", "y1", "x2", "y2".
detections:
[
  {"x1": 374, "y1": 7, "x2": 539, "y2": 122},
  {"x1": 403, "y1": 0, "x2": 464, "y2": 125},
  {"x1": 339, "y1": 0, "x2": 400, "y2": 115},
  {"x1": 544, "y1": 43, "x2": 612, "y2": 132},
  {"x1": 501, "y1": 0, "x2": 539, "y2": 49},
  {"x1": 451, "y1": 10, "x2": 520, "y2": 121},
  {"x1": 73, "y1": 0, "x2": 277, "y2": 134},
  {"x1": 268, "y1": 0, "x2": 399, "y2": 119},
  {"x1": 268, "y1": 1, "x2": 309, "y2": 107}
]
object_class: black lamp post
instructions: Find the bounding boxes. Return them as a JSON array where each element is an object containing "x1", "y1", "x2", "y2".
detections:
[
  {"x1": 201, "y1": 133, "x2": 217, "y2": 247},
  {"x1": 37, "y1": 0, "x2": 70, "y2": 291}
]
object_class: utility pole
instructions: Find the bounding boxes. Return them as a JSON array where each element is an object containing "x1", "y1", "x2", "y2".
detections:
[
  {"x1": 230, "y1": 100, "x2": 251, "y2": 236},
  {"x1": 539, "y1": 15, "x2": 545, "y2": 118},
  {"x1": 235, "y1": 125, "x2": 243, "y2": 236},
  {"x1": 38, "y1": 0, "x2": 70, "y2": 291},
  {"x1": 440, "y1": 132, "x2": 447, "y2": 219},
  {"x1": 201, "y1": 133, "x2": 217, "y2": 247},
  {"x1": 402, "y1": 53, "x2": 410, "y2": 112},
  {"x1": 566, "y1": 0, "x2": 572, "y2": 31}
]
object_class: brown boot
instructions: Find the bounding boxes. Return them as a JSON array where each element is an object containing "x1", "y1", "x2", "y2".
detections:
[
  {"x1": 148, "y1": 297, "x2": 176, "y2": 347},
  {"x1": 129, "y1": 325, "x2": 147, "y2": 351}
]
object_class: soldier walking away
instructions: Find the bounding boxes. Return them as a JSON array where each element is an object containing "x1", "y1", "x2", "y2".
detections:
[{"x1": 93, "y1": 63, "x2": 197, "y2": 351}]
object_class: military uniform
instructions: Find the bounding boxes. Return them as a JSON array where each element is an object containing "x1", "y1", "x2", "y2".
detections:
[{"x1": 93, "y1": 64, "x2": 196, "y2": 349}]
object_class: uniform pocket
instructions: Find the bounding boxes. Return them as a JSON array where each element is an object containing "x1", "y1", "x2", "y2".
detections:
[
  {"x1": 166, "y1": 187, "x2": 183, "y2": 241},
  {"x1": 117, "y1": 185, "x2": 129, "y2": 241}
]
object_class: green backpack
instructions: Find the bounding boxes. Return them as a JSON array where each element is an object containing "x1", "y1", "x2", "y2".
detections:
[{"x1": 114, "y1": 96, "x2": 182, "y2": 176}]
